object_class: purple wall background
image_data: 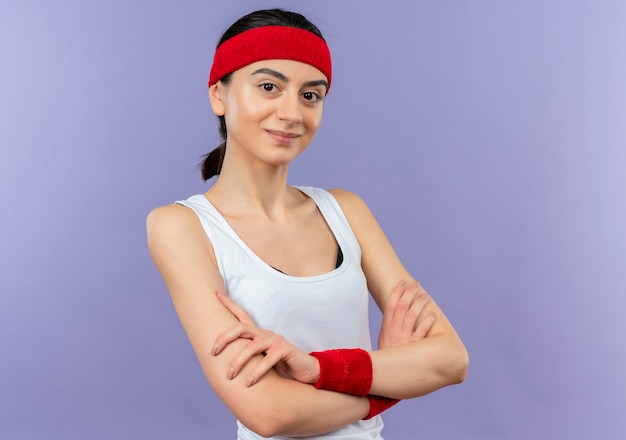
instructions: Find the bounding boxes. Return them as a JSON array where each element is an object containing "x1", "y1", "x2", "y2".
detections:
[{"x1": 1, "y1": 1, "x2": 625, "y2": 438}]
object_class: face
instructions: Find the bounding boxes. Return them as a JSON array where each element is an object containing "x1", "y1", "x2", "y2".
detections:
[{"x1": 209, "y1": 59, "x2": 328, "y2": 168}]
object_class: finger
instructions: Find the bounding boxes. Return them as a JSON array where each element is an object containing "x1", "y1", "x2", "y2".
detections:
[
  {"x1": 412, "y1": 312, "x2": 436, "y2": 340},
  {"x1": 395, "y1": 281, "x2": 421, "y2": 326},
  {"x1": 381, "y1": 279, "x2": 406, "y2": 327},
  {"x1": 213, "y1": 322, "x2": 258, "y2": 355},
  {"x1": 246, "y1": 342, "x2": 290, "y2": 386},
  {"x1": 216, "y1": 291, "x2": 254, "y2": 324},
  {"x1": 228, "y1": 333, "x2": 280, "y2": 381},
  {"x1": 380, "y1": 280, "x2": 416, "y2": 346},
  {"x1": 401, "y1": 292, "x2": 429, "y2": 334},
  {"x1": 406, "y1": 282, "x2": 431, "y2": 329}
]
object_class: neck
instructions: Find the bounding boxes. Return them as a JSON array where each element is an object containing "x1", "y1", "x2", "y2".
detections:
[{"x1": 205, "y1": 146, "x2": 296, "y2": 219}]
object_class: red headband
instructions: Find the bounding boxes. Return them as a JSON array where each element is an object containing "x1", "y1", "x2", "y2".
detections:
[{"x1": 208, "y1": 25, "x2": 332, "y2": 92}]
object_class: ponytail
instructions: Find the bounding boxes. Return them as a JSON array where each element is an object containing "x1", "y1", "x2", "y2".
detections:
[
  {"x1": 199, "y1": 113, "x2": 228, "y2": 181},
  {"x1": 199, "y1": 143, "x2": 226, "y2": 181}
]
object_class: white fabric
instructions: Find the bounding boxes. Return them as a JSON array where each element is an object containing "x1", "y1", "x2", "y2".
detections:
[{"x1": 177, "y1": 186, "x2": 384, "y2": 439}]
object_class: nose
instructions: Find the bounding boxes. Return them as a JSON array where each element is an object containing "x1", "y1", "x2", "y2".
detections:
[{"x1": 276, "y1": 93, "x2": 303, "y2": 124}]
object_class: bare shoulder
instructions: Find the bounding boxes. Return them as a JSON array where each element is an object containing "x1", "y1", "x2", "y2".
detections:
[
  {"x1": 147, "y1": 203, "x2": 198, "y2": 235},
  {"x1": 147, "y1": 204, "x2": 205, "y2": 246},
  {"x1": 146, "y1": 202, "x2": 216, "y2": 272},
  {"x1": 327, "y1": 188, "x2": 378, "y2": 231},
  {"x1": 327, "y1": 188, "x2": 370, "y2": 214},
  {"x1": 327, "y1": 187, "x2": 364, "y2": 204}
]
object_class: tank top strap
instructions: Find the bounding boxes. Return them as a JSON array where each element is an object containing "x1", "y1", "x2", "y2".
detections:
[{"x1": 294, "y1": 186, "x2": 362, "y2": 262}]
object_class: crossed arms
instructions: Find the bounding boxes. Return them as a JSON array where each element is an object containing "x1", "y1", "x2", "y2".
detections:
[{"x1": 146, "y1": 189, "x2": 468, "y2": 437}]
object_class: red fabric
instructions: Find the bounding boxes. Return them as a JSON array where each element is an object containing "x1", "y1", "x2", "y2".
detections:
[
  {"x1": 364, "y1": 395, "x2": 400, "y2": 420},
  {"x1": 208, "y1": 26, "x2": 332, "y2": 92},
  {"x1": 309, "y1": 348, "x2": 372, "y2": 396}
]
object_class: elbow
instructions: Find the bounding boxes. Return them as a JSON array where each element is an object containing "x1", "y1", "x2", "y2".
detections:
[
  {"x1": 240, "y1": 412, "x2": 283, "y2": 439},
  {"x1": 237, "y1": 396, "x2": 292, "y2": 438},
  {"x1": 242, "y1": 419, "x2": 282, "y2": 438},
  {"x1": 448, "y1": 343, "x2": 469, "y2": 385},
  {"x1": 246, "y1": 423, "x2": 281, "y2": 439},
  {"x1": 432, "y1": 337, "x2": 469, "y2": 387}
]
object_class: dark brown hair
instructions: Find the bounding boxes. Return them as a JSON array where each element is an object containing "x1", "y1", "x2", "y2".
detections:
[{"x1": 199, "y1": 9, "x2": 326, "y2": 180}]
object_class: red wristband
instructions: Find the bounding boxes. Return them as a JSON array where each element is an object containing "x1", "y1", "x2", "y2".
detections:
[
  {"x1": 364, "y1": 395, "x2": 400, "y2": 420},
  {"x1": 309, "y1": 348, "x2": 373, "y2": 396}
]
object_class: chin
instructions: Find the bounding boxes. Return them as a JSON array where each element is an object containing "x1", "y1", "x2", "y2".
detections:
[{"x1": 266, "y1": 147, "x2": 307, "y2": 165}]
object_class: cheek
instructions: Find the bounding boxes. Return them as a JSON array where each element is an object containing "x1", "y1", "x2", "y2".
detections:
[
  {"x1": 306, "y1": 109, "x2": 324, "y2": 132},
  {"x1": 234, "y1": 90, "x2": 273, "y2": 120},
  {"x1": 224, "y1": 97, "x2": 266, "y2": 133}
]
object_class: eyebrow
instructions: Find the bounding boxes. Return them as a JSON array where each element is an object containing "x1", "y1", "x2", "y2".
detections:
[{"x1": 251, "y1": 67, "x2": 328, "y2": 90}]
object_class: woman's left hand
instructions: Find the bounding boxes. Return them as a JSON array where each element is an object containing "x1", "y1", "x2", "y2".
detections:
[
  {"x1": 378, "y1": 280, "x2": 436, "y2": 349},
  {"x1": 212, "y1": 292, "x2": 320, "y2": 387}
]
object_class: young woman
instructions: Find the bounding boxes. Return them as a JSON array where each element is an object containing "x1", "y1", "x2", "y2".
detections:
[{"x1": 147, "y1": 8, "x2": 468, "y2": 439}]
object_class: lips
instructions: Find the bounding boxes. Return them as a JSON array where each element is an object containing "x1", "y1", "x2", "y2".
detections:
[{"x1": 265, "y1": 129, "x2": 302, "y2": 144}]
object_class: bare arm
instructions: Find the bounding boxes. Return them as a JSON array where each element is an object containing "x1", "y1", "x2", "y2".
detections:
[
  {"x1": 208, "y1": 190, "x2": 467, "y2": 402},
  {"x1": 146, "y1": 204, "x2": 368, "y2": 437},
  {"x1": 331, "y1": 189, "x2": 469, "y2": 399}
]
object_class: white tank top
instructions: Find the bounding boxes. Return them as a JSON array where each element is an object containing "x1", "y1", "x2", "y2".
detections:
[{"x1": 178, "y1": 186, "x2": 384, "y2": 439}]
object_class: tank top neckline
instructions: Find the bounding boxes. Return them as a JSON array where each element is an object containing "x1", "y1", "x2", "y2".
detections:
[{"x1": 196, "y1": 186, "x2": 350, "y2": 282}]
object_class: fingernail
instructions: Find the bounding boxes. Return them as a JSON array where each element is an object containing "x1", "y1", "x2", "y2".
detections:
[
  {"x1": 398, "y1": 280, "x2": 406, "y2": 288},
  {"x1": 212, "y1": 343, "x2": 219, "y2": 355},
  {"x1": 228, "y1": 367, "x2": 235, "y2": 380},
  {"x1": 247, "y1": 376, "x2": 256, "y2": 387}
]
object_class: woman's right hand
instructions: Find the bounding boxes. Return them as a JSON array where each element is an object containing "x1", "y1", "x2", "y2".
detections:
[
  {"x1": 378, "y1": 280, "x2": 436, "y2": 349},
  {"x1": 212, "y1": 292, "x2": 321, "y2": 387}
]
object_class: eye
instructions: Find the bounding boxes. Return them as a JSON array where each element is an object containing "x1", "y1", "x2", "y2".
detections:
[
  {"x1": 302, "y1": 91, "x2": 323, "y2": 103},
  {"x1": 260, "y1": 82, "x2": 278, "y2": 93}
]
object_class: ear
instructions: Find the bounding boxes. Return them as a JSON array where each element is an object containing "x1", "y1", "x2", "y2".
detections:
[{"x1": 208, "y1": 83, "x2": 226, "y2": 116}]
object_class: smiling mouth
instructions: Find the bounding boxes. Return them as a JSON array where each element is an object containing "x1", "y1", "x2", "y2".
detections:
[{"x1": 265, "y1": 129, "x2": 302, "y2": 143}]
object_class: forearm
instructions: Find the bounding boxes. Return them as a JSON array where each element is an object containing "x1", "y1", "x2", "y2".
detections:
[
  {"x1": 200, "y1": 341, "x2": 368, "y2": 438},
  {"x1": 248, "y1": 376, "x2": 369, "y2": 437},
  {"x1": 369, "y1": 334, "x2": 468, "y2": 399},
  {"x1": 220, "y1": 360, "x2": 369, "y2": 437}
]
